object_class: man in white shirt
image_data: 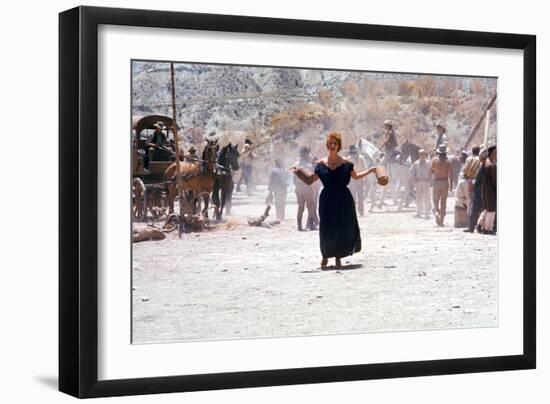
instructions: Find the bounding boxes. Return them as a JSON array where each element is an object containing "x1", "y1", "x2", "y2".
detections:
[
  {"x1": 346, "y1": 145, "x2": 367, "y2": 215},
  {"x1": 454, "y1": 170, "x2": 470, "y2": 228},
  {"x1": 410, "y1": 149, "x2": 431, "y2": 219}
]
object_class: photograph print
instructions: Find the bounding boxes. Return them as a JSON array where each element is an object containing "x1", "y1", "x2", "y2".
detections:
[{"x1": 131, "y1": 60, "x2": 498, "y2": 344}]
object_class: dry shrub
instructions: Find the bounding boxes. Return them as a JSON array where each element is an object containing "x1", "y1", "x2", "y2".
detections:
[
  {"x1": 398, "y1": 81, "x2": 416, "y2": 96},
  {"x1": 472, "y1": 79, "x2": 486, "y2": 96},
  {"x1": 439, "y1": 79, "x2": 458, "y2": 97},
  {"x1": 341, "y1": 80, "x2": 359, "y2": 100},
  {"x1": 417, "y1": 76, "x2": 435, "y2": 97},
  {"x1": 381, "y1": 97, "x2": 401, "y2": 115},
  {"x1": 187, "y1": 127, "x2": 205, "y2": 145},
  {"x1": 398, "y1": 116, "x2": 419, "y2": 142},
  {"x1": 317, "y1": 89, "x2": 333, "y2": 109},
  {"x1": 271, "y1": 112, "x2": 294, "y2": 130},
  {"x1": 379, "y1": 80, "x2": 399, "y2": 96},
  {"x1": 358, "y1": 78, "x2": 376, "y2": 96},
  {"x1": 297, "y1": 103, "x2": 325, "y2": 123},
  {"x1": 429, "y1": 104, "x2": 442, "y2": 120},
  {"x1": 415, "y1": 98, "x2": 432, "y2": 116},
  {"x1": 400, "y1": 95, "x2": 415, "y2": 104}
]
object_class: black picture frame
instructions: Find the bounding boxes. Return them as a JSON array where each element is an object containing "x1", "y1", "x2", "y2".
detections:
[{"x1": 59, "y1": 5, "x2": 536, "y2": 398}]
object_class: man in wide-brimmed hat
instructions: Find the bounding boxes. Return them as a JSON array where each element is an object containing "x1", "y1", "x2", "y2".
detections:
[
  {"x1": 380, "y1": 120, "x2": 398, "y2": 166},
  {"x1": 236, "y1": 138, "x2": 256, "y2": 195},
  {"x1": 153, "y1": 121, "x2": 165, "y2": 130},
  {"x1": 184, "y1": 145, "x2": 199, "y2": 163},
  {"x1": 293, "y1": 146, "x2": 317, "y2": 231},
  {"x1": 346, "y1": 144, "x2": 367, "y2": 215},
  {"x1": 434, "y1": 122, "x2": 447, "y2": 151},
  {"x1": 429, "y1": 143, "x2": 452, "y2": 226},
  {"x1": 147, "y1": 121, "x2": 171, "y2": 163}
]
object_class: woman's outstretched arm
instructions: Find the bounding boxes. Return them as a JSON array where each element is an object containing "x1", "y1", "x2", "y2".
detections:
[
  {"x1": 351, "y1": 166, "x2": 377, "y2": 180},
  {"x1": 291, "y1": 167, "x2": 319, "y2": 185}
]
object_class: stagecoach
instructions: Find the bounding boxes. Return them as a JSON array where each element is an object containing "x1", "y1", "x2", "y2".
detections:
[{"x1": 132, "y1": 114, "x2": 176, "y2": 221}]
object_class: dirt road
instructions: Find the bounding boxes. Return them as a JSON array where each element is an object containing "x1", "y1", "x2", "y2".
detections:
[{"x1": 132, "y1": 186, "x2": 497, "y2": 344}]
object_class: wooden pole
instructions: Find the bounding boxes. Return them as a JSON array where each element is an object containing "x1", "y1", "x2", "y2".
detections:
[
  {"x1": 483, "y1": 109, "x2": 490, "y2": 147},
  {"x1": 169, "y1": 63, "x2": 185, "y2": 234},
  {"x1": 462, "y1": 93, "x2": 497, "y2": 150}
]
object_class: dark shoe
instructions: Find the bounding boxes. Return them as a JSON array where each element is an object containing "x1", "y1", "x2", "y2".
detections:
[
  {"x1": 320, "y1": 258, "x2": 328, "y2": 269},
  {"x1": 297, "y1": 219, "x2": 304, "y2": 232},
  {"x1": 463, "y1": 229, "x2": 473, "y2": 233},
  {"x1": 335, "y1": 258, "x2": 342, "y2": 269}
]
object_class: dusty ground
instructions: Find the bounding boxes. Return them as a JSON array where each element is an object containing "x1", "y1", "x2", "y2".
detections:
[{"x1": 132, "y1": 185, "x2": 497, "y2": 344}]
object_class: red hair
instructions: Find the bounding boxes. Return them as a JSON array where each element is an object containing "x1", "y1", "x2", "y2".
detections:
[{"x1": 325, "y1": 131, "x2": 343, "y2": 152}]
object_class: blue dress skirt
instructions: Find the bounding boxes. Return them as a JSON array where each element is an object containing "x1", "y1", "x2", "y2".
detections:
[{"x1": 314, "y1": 162, "x2": 361, "y2": 259}]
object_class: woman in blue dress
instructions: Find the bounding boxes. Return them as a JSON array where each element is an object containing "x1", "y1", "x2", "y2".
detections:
[{"x1": 292, "y1": 132, "x2": 377, "y2": 269}]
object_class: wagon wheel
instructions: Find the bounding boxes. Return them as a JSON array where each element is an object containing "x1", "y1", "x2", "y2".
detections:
[
  {"x1": 132, "y1": 178, "x2": 146, "y2": 221},
  {"x1": 148, "y1": 187, "x2": 169, "y2": 221}
]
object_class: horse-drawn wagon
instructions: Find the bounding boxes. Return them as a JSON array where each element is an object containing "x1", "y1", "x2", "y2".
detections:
[{"x1": 132, "y1": 114, "x2": 176, "y2": 221}]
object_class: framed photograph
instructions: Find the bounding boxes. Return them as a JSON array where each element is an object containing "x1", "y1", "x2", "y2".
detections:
[{"x1": 59, "y1": 6, "x2": 536, "y2": 398}]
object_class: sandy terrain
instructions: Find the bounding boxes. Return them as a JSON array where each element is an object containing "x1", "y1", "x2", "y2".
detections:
[{"x1": 132, "y1": 185, "x2": 497, "y2": 344}]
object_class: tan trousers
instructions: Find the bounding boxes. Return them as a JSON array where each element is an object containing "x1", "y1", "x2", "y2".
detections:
[
  {"x1": 274, "y1": 190, "x2": 287, "y2": 221},
  {"x1": 415, "y1": 181, "x2": 431, "y2": 216},
  {"x1": 296, "y1": 192, "x2": 316, "y2": 227},
  {"x1": 432, "y1": 179, "x2": 449, "y2": 218},
  {"x1": 349, "y1": 181, "x2": 365, "y2": 215}
]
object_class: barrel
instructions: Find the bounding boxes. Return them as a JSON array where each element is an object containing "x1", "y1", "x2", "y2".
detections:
[{"x1": 375, "y1": 166, "x2": 389, "y2": 186}]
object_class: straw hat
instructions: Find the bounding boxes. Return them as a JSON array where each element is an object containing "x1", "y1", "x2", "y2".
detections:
[{"x1": 436, "y1": 144, "x2": 448, "y2": 154}]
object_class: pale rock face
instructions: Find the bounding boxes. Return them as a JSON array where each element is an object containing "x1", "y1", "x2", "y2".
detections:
[{"x1": 132, "y1": 61, "x2": 497, "y2": 149}]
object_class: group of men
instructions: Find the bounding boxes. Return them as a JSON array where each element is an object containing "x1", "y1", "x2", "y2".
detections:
[
  {"x1": 410, "y1": 142, "x2": 497, "y2": 234},
  {"x1": 461, "y1": 144, "x2": 497, "y2": 234},
  {"x1": 381, "y1": 119, "x2": 497, "y2": 233}
]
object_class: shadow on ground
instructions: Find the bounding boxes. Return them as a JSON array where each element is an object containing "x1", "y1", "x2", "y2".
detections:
[{"x1": 301, "y1": 263, "x2": 363, "y2": 273}]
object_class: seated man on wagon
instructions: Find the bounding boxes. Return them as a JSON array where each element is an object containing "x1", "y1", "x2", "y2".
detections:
[{"x1": 147, "y1": 122, "x2": 173, "y2": 163}]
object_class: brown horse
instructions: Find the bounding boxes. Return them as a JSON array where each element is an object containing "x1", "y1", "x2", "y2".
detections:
[{"x1": 165, "y1": 138, "x2": 219, "y2": 218}]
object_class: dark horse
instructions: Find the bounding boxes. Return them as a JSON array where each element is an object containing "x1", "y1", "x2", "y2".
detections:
[
  {"x1": 212, "y1": 143, "x2": 240, "y2": 221},
  {"x1": 399, "y1": 139, "x2": 421, "y2": 164}
]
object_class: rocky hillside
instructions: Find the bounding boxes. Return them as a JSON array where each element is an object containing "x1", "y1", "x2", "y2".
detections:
[{"x1": 132, "y1": 61, "x2": 497, "y2": 153}]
